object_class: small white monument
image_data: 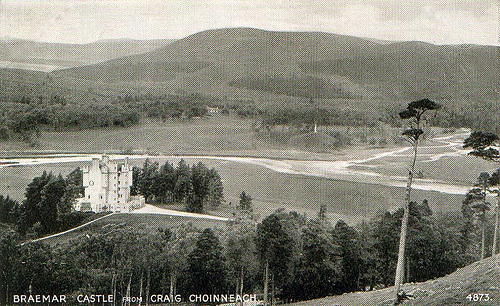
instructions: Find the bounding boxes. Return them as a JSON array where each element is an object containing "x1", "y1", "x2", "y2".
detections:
[{"x1": 74, "y1": 155, "x2": 145, "y2": 213}]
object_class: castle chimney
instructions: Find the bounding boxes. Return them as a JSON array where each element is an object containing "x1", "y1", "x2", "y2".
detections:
[{"x1": 91, "y1": 157, "x2": 100, "y2": 170}]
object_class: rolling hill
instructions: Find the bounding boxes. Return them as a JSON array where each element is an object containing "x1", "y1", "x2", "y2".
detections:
[
  {"x1": 55, "y1": 27, "x2": 499, "y2": 101},
  {"x1": 0, "y1": 37, "x2": 175, "y2": 72},
  {"x1": 0, "y1": 68, "x2": 138, "y2": 104}
]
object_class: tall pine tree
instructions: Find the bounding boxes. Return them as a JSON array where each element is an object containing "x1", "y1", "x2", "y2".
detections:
[{"x1": 182, "y1": 228, "x2": 228, "y2": 295}]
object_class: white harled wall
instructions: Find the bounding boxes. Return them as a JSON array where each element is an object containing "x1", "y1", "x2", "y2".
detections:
[{"x1": 78, "y1": 155, "x2": 137, "y2": 212}]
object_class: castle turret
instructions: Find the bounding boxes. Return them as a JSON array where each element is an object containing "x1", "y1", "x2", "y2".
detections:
[{"x1": 76, "y1": 155, "x2": 143, "y2": 213}]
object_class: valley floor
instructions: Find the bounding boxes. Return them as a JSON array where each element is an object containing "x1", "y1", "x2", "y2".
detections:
[{"x1": 0, "y1": 124, "x2": 495, "y2": 226}]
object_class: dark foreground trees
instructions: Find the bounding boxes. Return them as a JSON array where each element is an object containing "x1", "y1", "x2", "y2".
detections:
[
  {"x1": 16, "y1": 170, "x2": 88, "y2": 237},
  {"x1": 463, "y1": 173, "x2": 492, "y2": 260},
  {"x1": 182, "y1": 228, "x2": 228, "y2": 295},
  {"x1": 464, "y1": 131, "x2": 500, "y2": 256},
  {"x1": 0, "y1": 200, "x2": 489, "y2": 305}
]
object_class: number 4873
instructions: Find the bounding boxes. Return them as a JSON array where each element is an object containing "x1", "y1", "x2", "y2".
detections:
[{"x1": 466, "y1": 293, "x2": 490, "y2": 302}]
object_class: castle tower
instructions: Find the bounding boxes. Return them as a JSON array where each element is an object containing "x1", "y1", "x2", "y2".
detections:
[{"x1": 78, "y1": 155, "x2": 135, "y2": 212}]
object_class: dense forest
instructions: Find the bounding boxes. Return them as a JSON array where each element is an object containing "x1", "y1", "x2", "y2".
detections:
[
  {"x1": 131, "y1": 159, "x2": 225, "y2": 213},
  {"x1": 0, "y1": 198, "x2": 496, "y2": 304}
]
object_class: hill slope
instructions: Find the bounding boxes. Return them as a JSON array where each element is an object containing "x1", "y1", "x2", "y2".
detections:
[
  {"x1": 55, "y1": 27, "x2": 499, "y2": 101},
  {"x1": 0, "y1": 38, "x2": 175, "y2": 71},
  {"x1": 288, "y1": 254, "x2": 500, "y2": 305},
  {"x1": 0, "y1": 68, "x2": 137, "y2": 104}
]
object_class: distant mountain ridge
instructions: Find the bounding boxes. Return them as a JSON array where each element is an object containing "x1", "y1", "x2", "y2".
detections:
[
  {"x1": 54, "y1": 27, "x2": 499, "y2": 101},
  {"x1": 0, "y1": 38, "x2": 175, "y2": 71}
]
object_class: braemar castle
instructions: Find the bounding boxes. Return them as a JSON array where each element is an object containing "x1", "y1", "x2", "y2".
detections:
[{"x1": 74, "y1": 155, "x2": 145, "y2": 213}]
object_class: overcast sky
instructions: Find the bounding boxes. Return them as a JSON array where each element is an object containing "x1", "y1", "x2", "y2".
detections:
[{"x1": 1, "y1": 0, "x2": 498, "y2": 45}]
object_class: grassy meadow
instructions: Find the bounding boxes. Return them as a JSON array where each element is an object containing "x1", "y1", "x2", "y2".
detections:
[
  {"x1": 0, "y1": 114, "x2": 406, "y2": 157},
  {"x1": 41, "y1": 213, "x2": 228, "y2": 247}
]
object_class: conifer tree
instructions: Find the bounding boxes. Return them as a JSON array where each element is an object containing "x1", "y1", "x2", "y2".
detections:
[
  {"x1": 394, "y1": 99, "x2": 440, "y2": 303},
  {"x1": 183, "y1": 228, "x2": 228, "y2": 295},
  {"x1": 333, "y1": 220, "x2": 362, "y2": 293},
  {"x1": 256, "y1": 214, "x2": 294, "y2": 305},
  {"x1": 137, "y1": 159, "x2": 159, "y2": 202},
  {"x1": 238, "y1": 191, "x2": 253, "y2": 211},
  {"x1": 464, "y1": 131, "x2": 500, "y2": 256},
  {"x1": 39, "y1": 174, "x2": 67, "y2": 233},
  {"x1": 463, "y1": 172, "x2": 492, "y2": 259},
  {"x1": 224, "y1": 219, "x2": 258, "y2": 298},
  {"x1": 205, "y1": 168, "x2": 224, "y2": 208},
  {"x1": 152, "y1": 162, "x2": 176, "y2": 203},
  {"x1": 18, "y1": 171, "x2": 54, "y2": 234}
]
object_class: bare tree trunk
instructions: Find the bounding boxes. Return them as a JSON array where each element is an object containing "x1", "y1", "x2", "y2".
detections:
[
  {"x1": 394, "y1": 139, "x2": 418, "y2": 303},
  {"x1": 492, "y1": 199, "x2": 499, "y2": 255},
  {"x1": 124, "y1": 273, "x2": 132, "y2": 306},
  {"x1": 263, "y1": 260, "x2": 269, "y2": 306},
  {"x1": 235, "y1": 279, "x2": 240, "y2": 301},
  {"x1": 239, "y1": 266, "x2": 244, "y2": 306},
  {"x1": 169, "y1": 273, "x2": 175, "y2": 299},
  {"x1": 111, "y1": 273, "x2": 116, "y2": 306},
  {"x1": 481, "y1": 220, "x2": 486, "y2": 260},
  {"x1": 145, "y1": 268, "x2": 150, "y2": 306},
  {"x1": 405, "y1": 256, "x2": 410, "y2": 283},
  {"x1": 138, "y1": 271, "x2": 143, "y2": 306},
  {"x1": 271, "y1": 273, "x2": 275, "y2": 305}
]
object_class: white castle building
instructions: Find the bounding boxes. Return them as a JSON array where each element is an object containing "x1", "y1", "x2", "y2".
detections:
[{"x1": 74, "y1": 155, "x2": 145, "y2": 213}]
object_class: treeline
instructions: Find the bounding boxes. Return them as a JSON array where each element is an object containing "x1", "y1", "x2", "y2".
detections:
[
  {"x1": 261, "y1": 106, "x2": 380, "y2": 130},
  {"x1": 383, "y1": 100, "x2": 500, "y2": 134},
  {"x1": 119, "y1": 92, "x2": 222, "y2": 121},
  {"x1": 0, "y1": 100, "x2": 140, "y2": 145},
  {"x1": 132, "y1": 159, "x2": 224, "y2": 213},
  {"x1": 0, "y1": 93, "x2": 223, "y2": 145},
  {"x1": 1, "y1": 199, "x2": 493, "y2": 305},
  {"x1": 0, "y1": 169, "x2": 97, "y2": 238}
]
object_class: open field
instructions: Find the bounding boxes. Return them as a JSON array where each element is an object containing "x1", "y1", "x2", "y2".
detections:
[
  {"x1": 40, "y1": 213, "x2": 228, "y2": 247},
  {"x1": 0, "y1": 116, "x2": 403, "y2": 158}
]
